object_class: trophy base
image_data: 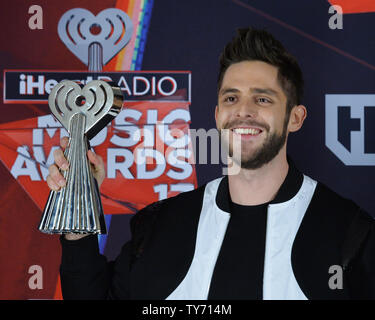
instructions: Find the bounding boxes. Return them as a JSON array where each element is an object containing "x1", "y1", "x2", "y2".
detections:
[
  {"x1": 39, "y1": 208, "x2": 107, "y2": 235},
  {"x1": 39, "y1": 230, "x2": 105, "y2": 235}
]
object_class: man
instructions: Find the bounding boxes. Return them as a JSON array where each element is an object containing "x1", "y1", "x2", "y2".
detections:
[{"x1": 47, "y1": 27, "x2": 374, "y2": 299}]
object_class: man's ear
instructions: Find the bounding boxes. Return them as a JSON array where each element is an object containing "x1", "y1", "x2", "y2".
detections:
[{"x1": 288, "y1": 105, "x2": 307, "y2": 132}]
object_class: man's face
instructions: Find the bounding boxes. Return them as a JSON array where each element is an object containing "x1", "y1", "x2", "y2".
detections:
[{"x1": 216, "y1": 60, "x2": 290, "y2": 169}]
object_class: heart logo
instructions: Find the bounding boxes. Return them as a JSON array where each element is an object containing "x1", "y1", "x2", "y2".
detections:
[
  {"x1": 58, "y1": 8, "x2": 133, "y2": 67},
  {"x1": 48, "y1": 80, "x2": 123, "y2": 138}
]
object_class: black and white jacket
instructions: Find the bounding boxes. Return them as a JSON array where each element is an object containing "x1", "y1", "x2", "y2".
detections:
[{"x1": 60, "y1": 161, "x2": 375, "y2": 300}]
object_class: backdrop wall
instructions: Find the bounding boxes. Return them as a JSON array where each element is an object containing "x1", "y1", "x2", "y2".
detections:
[{"x1": 0, "y1": 0, "x2": 374, "y2": 299}]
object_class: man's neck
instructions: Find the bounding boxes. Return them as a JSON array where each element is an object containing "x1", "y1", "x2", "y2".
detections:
[{"x1": 228, "y1": 149, "x2": 289, "y2": 206}]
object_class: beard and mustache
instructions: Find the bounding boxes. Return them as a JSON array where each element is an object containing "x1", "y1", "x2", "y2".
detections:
[{"x1": 220, "y1": 113, "x2": 290, "y2": 170}]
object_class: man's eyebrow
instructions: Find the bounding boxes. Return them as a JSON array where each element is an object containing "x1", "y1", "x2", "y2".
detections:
[
  {"x1": 219, "y1": 88, "x2": 240, "y2": 96},
  {"x1": 219, "y1": 87, "x2": 280, "y2": 97},
  {"x1": 250, "y1": 87, "x2": 280, "y2": 97}
]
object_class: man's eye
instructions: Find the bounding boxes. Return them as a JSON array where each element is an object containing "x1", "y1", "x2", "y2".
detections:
[
  {"x1": 224, "y1": 96, "x2": 237, "y2": 103},
  {"x1": 257, "y1": 97, "x2": 271, "y2": 104}
]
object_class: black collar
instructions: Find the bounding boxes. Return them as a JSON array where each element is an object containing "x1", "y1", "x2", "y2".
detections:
[{"x1": 215, "y1": 157, "x2": 304, "y2": 212}]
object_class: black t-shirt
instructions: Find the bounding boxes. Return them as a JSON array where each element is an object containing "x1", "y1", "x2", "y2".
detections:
[
  {"x1": 208, "y1": 159, "x2": 304, "y2": 299},
  {"x1": 207, "y1": 198, "x2": 268, "y2": 299}
]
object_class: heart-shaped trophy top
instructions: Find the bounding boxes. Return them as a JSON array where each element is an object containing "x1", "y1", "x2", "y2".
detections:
[
  {"x1": 48, "y1": 80, "x2": 123, "y2": 139},
  {"x1": 58, "y1": 8, "x2": 133, "y2": 66}
]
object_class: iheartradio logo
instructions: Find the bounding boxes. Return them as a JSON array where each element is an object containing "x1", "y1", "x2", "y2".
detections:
[{"x1": 58, "y1": 8, "x2": 134, "y2": 71}]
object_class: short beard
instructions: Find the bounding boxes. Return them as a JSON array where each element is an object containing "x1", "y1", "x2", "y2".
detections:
[
  {"x1": 236, "y1": 129, "x2": 287, "y2": 169},
  {"x1": 221, "y1": 113, "x2": 289, "y2": 170}
]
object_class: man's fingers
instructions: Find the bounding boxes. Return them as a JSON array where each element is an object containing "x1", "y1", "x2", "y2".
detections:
[
  {"x1": 46, "y1": 175, "x2": 60, "y2": 191},
  {"x1": 60, "y1": 136, "x2": 69, "y2": 150},
  {"x1": 48, "y1": 164, "x2": 66, "y2": 187},
  {"x1": 53, "y1": 148, "x2": 69, "y2": 171},
  {"x1": 87, "y1": 149, "x2": 103, "y2": 168},
  {"x1": 45, "y1": 138, "x2": 69, "y2": 192},
  {"x1": 87, "y1": 150, "x2": 105, "y2": 187}
]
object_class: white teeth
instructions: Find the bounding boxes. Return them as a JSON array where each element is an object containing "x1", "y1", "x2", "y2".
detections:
[{"x1": 233, "y1": 128, "x2": 260, "y2": 135}]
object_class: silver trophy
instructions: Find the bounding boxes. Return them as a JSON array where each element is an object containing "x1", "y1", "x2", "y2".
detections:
[{"x1": 39, "y1": 80, "x2": 123, "y2": 234}]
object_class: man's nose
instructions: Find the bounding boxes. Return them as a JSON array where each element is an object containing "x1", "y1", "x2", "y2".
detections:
[{"x1": 235, "y1": 99, "x2": 258, "y2": 118}]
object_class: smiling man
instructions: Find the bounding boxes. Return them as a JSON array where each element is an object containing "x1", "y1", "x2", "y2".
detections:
[
  {"x1": 49, "y1": 27, "x2": 375, "y2": 300},
  {"x1": 216, "y1": 58, "x2": 306, "y2": 206},
  {"x1": 217, "y1": 61, "x2": 298, "y2": 171}
]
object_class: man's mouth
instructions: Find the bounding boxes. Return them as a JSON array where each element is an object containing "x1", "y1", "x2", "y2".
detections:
[{"x1": 231, "y1": 127, "x2": 263, "y2": 136}]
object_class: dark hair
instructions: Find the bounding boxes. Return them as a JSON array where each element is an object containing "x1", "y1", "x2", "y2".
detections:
[{"x1": 218, "y1": 27, "x2": 304, "y2": 113}]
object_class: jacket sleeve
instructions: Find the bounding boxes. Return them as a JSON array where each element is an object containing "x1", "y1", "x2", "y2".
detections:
[
  {"x1": 59, "y1": 204, "x2": 160, "y2": 300},
  {"x1": 360, "y1": 223, "x2": 375, "y2": 298},
  {"x1": 59, "y1": 234, "x2": 133, "y2": 300},
  {"x1": 345, "y1": 210, "x2": 375, "y2": 299}
]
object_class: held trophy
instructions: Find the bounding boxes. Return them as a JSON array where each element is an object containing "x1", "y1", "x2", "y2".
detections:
[{"x1": 38, "y1": 80, "x2": 124, "y2": 234}]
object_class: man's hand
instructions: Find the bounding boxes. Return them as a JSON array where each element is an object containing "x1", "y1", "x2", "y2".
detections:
[
  {"x1": 46, "y1": 137, "x2": 105, "y2": 190},
  {"x1": 46, "y1": 137, "x2": 105, "y2": 240}
]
